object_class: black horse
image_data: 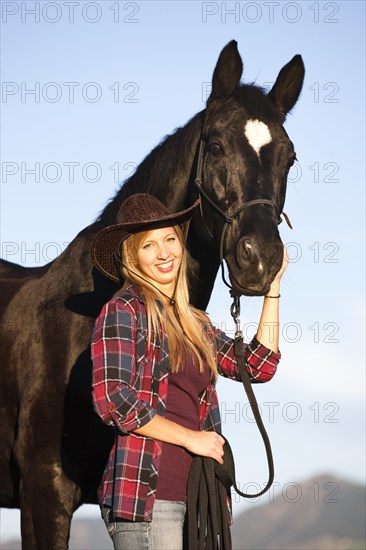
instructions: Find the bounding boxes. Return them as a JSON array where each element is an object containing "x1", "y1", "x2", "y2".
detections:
[{"x1": 0, "y1": 41, "x2": 304, "y2": 549}]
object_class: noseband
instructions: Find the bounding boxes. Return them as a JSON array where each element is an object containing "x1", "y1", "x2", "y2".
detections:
[{"x1": 193, "y1": 138, "x2": 292, "y2": 292}]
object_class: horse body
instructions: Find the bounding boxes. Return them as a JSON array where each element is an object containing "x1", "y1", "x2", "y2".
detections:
[{"x1": 0, "y1": 41, "x2": 304, "y2": 548}]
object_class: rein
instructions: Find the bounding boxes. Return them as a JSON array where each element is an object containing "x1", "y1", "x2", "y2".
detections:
[
  {"x1": 187, "y1": 297, "x2": 276, "y2": 549},
  {"x1": 192, "y1": 130, "x2": 281, "y2": 491},
  {"x1": 187, "y1": 296, "x2": 276, "y2": 550},
  {"x1": 228, "y1": 295, "x2": 274, "y2": 497},
  {"x1": 193, "y1": 137, "x2": 292, "y2": 291},
  {"x1": 187, "y1": 135, "x2": 286, "y2": 548}
]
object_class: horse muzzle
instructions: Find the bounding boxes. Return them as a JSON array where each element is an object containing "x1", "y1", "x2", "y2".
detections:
[{"x1": 226, "y1": 237, "x2": 284, "y2": 296}]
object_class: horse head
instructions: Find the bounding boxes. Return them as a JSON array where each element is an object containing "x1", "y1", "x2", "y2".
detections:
[{"x1": 191, "y1": 41, "x2": 304, "y2": 296}]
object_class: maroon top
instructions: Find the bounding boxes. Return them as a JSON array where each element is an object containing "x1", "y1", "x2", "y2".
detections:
[{"x1": 155, "y1": 360, "x2": 211, "y2": 502}]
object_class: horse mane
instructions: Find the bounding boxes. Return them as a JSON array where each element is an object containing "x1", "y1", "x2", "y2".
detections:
[{"x1": 96, "y1": 111, "x2": 204, "y2": 226}]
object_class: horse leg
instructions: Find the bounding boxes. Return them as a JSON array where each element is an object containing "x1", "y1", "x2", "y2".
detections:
[
  {"x1": 14, "y1": 395, "x2": 82, "y2": 550},
  {"x1": 18, "y1": 462, "x2": 81, "y2": 550},
  {"x1": 0, "y1": 393, "x2": 19, "y2": 507}
]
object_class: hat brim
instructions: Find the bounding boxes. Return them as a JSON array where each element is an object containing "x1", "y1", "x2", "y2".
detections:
[{"x1": 90, "y1": 198, "x2": 200, "y2": 282}]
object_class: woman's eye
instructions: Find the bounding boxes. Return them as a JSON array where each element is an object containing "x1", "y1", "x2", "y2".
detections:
[{"x1": 208, "y1": 142, "x2": 222, "y2": 156}]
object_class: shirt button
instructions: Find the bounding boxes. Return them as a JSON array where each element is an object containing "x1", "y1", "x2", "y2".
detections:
[{"x1": 108, "y1": 403, "x2": 115, "y2": 411}]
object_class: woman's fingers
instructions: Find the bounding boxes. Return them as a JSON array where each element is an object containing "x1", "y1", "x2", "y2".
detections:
[{"x1": 185, "y1": 430, "x2": 225, "y2": 463}]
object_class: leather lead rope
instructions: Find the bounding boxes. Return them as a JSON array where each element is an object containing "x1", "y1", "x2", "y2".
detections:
[
  {"x1": 187, "y1": 296, "x2": 274, "y2": 549},
  {"x1": 228, "y1": 296, "x2": 274, "y2": 497}
]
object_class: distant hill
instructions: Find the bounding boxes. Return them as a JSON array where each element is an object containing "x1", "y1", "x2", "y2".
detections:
[
  {"x1": 231, "y1": 474, "x2": 365, "y2": 550},
  {"x1": 2, "y1": 474, "x2": 365, "y2": 550},
  {"x1": 0, "y1": 516, "x2": 113, "y2": 550}
]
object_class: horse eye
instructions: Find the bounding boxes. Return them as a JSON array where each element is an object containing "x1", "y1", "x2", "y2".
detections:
[{"x1": 208, "y1": 142, "x2": 222, "y2": 156}]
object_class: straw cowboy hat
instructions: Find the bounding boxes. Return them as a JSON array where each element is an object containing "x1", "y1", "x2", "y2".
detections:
[{"x1": 91, "y1": 193, "x2": 200, "y2": 282}]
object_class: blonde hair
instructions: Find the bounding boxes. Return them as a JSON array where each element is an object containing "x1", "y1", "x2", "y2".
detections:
[{"x1": 120, "y1": 226, "x2": 218, "y2": 380}]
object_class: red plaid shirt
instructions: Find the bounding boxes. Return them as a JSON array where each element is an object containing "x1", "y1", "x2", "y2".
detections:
[{"x1": 91, "y1": 285, "x2": 280, "y2": 521}]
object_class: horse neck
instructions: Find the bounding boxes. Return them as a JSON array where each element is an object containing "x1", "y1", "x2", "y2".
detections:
[
  {"x1": 50, "y1": 111, "x2": 204, "y2": 278},
  {"x1": 43, "y1": 109, "x2": 219, "y2": 311},
  {"x1": 98, "y1": 111, "x2": 204, "y2": 227}
]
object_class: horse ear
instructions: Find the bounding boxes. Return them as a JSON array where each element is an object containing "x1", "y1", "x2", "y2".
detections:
[
  {"x1": 268, "y1": 55, "x2": 305, "y2": 120},
  {"x1": 209, "y1": 40, "x2": 243, "y2": 101}
]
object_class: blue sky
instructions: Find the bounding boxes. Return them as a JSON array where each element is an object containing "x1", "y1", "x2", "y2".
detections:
[{"x1": 1, "y1": 0, "x2": 365, "y2": 543}]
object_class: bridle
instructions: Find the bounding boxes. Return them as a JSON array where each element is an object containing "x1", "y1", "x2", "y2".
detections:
[
  {"x1": 193, "y1": 136, "x2": 292, "y2": 292},
  {"x1": 189, "y1": 132, "x2": 293, "y2": 513}
]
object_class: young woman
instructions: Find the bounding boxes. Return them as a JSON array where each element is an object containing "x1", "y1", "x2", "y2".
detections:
[{"x1": 90, "y1": 193, "x2": 287, "y2": 550}]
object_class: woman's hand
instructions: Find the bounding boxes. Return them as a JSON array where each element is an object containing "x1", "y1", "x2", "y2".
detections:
[
  {"x1": 269, "y1": 246, "x2": 289, "y2": 291},
  {"x1": 255, "y1": 245, "x2": 288, "y2": 352},
  {"x1": 184, "y1": 430, "x2": 225, "y2": 464}
]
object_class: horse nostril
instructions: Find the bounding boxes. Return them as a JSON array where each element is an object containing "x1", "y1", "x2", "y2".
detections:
[{"x1": 241, "y1": 238, "x2": 253, "y2": 259}]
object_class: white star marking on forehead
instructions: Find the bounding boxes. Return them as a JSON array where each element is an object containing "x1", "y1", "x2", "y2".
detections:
[{"x1": 244, "y1": 119, "x2": 272, "y2": 156}]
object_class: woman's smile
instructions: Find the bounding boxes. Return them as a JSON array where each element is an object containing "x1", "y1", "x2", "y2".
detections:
[{"x1": 156, "y1": 260, "x2": 174, "y2": 273}]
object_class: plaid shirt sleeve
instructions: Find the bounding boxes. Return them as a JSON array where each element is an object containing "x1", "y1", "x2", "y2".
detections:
[
  {"x1": 213, "y1": 326, "x2": 281, "y2": 382},
  {"x1": 91, "y1": 298, "x2": 157, "y2": 433}
]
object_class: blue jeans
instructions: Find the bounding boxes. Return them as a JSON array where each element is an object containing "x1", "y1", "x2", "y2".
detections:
[{"x1": 101, "y1": 499, "x2": 187, "y2": 550}]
